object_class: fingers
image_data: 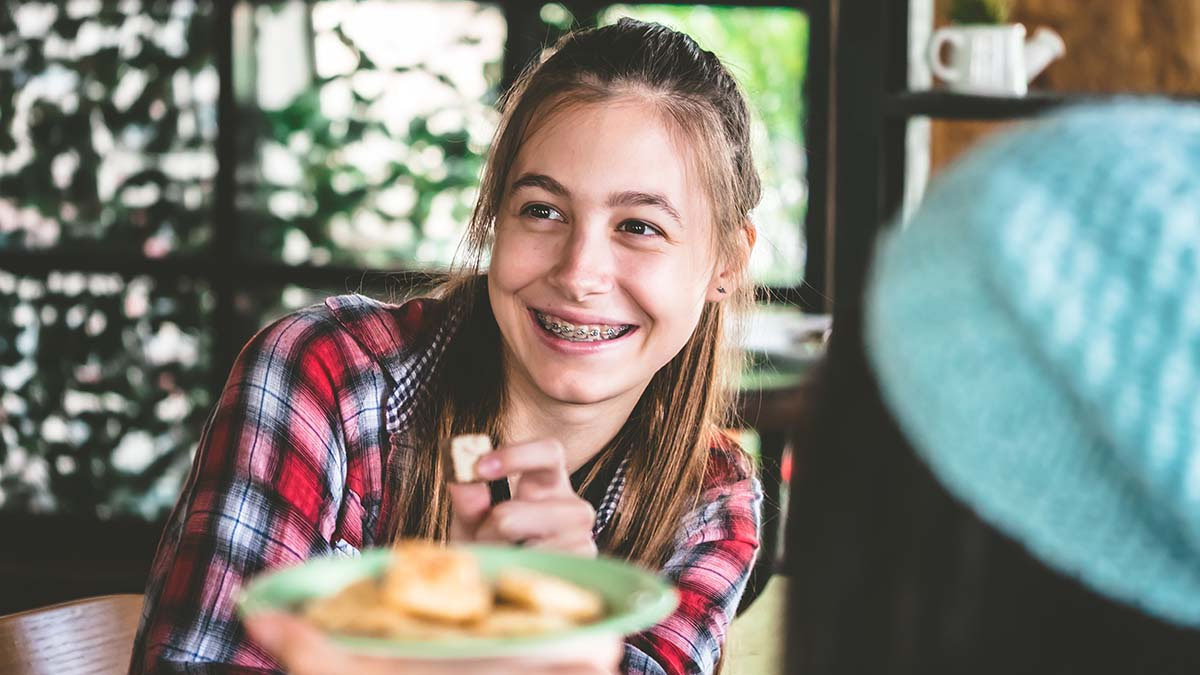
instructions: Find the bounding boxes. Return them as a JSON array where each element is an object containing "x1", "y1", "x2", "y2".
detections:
[
  {"x1": 243, "y1": 612, "x2": 351, "y2": 675},
  {"x1": 525, "y1": 534, "x2": 599, "y2": 558},
  {"x1": 449, "y1": 438, "x2": 592, "y2": 552},
  {"x1": 246, "y1": 612, "x2": 505, "y2": 674},
  {"x1": 245, "y1": 615, "x2": 618, "y2": 675},
  {"x1": 477, "y1": 440, "x2": 573, "y2": 500},
  {"x1": 474, "y1": 499, "x2": 597, "y2": 553},
  {"x1": 531, "y1": 662, "x2": 618, "y2": 675},
  {"x1": 447, "y1": 481, "x2": 492, "y2": 541},
  {"x1": 514, "y1": 635, "x2": 624, "y2": 674}
]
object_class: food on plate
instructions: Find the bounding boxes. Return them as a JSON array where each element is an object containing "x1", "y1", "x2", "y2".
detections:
[
  {"x1": 471, "y1": 607, "x2": 574, "y2": 637},
  {"x1": 305, "y1": 578, "x2": 470, "y2": 640},
  {"x1": 382, "y1": 540, "x2": 493, "y2": 622},
  {"x1": 496, "y1": 568, "x2": 605, "y2": 622},
  {"x1": 302, "y1": 541, "x2": 605, "y2": 641}
]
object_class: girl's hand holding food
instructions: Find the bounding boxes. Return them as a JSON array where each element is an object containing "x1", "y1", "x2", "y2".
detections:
[
  {"x1": 244, "y1": 611, "x2": 622, "y2": 675},
  {"x1": 448, "y1": 439, "x2": 598, "y2": 557}
]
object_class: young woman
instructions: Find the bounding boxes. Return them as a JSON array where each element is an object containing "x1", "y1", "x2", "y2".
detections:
[
  {"x1": 131, "y1": 18, "x2": 762, "y2": 675},
  {"x1": 786, "y1": 102, "x2": 1200, "y2": 673}
]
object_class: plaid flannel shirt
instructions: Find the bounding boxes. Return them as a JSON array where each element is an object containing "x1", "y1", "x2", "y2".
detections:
[{"x1": 131, "y1": 294, "x2": 762, "y2": 675}]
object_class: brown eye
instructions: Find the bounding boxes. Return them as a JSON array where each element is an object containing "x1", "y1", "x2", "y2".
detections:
[
  {"x1": 522, "y1": 204, "x2": 564, "y2": 221},
  {"x1": 618, "y1": 220, "x2": 662, "y2": 237}
]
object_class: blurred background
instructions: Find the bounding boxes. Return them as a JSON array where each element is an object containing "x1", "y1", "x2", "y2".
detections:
[{"x1": 2, "y1": 0, "x2": 1199, "y2": 644}]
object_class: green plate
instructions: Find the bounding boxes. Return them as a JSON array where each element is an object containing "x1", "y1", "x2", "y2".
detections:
[{"x1": 236, "y1": 545, "x2": 678, "y2": 660}]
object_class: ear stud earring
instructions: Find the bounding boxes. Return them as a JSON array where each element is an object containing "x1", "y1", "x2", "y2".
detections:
[{"x1": 717, "y1": 286, "x2": 726, "y2": 294}]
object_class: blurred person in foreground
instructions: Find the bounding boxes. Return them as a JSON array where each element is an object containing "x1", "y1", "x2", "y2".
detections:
[{"x1": 787, "y1": 101, "x2": 1200, "y2": 673}]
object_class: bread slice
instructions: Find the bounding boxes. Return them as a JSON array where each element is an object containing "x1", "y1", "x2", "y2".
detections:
[
  {"x1": 382, "y1": 541, "x2": 493, "y2": 623},
  {"x1": 446, "y1": 433, "x2": 492, "y2": 483},
  {"x1": 495, "y1": 567, "x2": 604, "y2": 622}
]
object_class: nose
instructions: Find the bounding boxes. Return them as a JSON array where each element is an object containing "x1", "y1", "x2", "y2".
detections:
[{"x1": 547, "y1": 223, "x2": 614, "y2": 302}]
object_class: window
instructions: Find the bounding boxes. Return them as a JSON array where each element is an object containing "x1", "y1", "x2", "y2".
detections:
[
  {"x1": 237, "y1": 1, "x2": 504, "y2": 269},
  {"x1": 1, "y1": 1, "x2": 218, "y2": 518}
]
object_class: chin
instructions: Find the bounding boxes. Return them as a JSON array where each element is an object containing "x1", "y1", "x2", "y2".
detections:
[{"x1": 535, "y1": 374, "x2": 622, "y2": 406}]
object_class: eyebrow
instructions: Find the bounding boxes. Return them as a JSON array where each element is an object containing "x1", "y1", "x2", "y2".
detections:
[
  {"x1": 607, "y1": 190, "x2": 683, "y2": 227},
  {"x1": 510, "y1": 172, "x2": 683, "y2": 226},
  {"x1": 511, "y1": 173, "x2": 569, "y2": 197}
]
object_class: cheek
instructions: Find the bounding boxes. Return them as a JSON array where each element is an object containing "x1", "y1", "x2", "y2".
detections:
[
  {"x1": 623, "y1": 249, "x2": 714, "y2": 308},
  {"x1": 626, "y1": 267, "x2": 709, "y2": 333},
  {"x1": 490, "y1": 225, "x2": 551, "y2": 289}
]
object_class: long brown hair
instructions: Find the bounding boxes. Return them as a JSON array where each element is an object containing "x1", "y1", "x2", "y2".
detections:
[{"x1": 387, "y1": 18, "x2": 762, "y2": 569}]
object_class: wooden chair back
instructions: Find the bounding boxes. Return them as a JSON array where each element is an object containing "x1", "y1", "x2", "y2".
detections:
[{"x1": 0, "y1": 594, "x2": 143, "y2": 675}]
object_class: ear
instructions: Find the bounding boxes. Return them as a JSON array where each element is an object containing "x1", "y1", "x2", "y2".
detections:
[{"x1": 707, "y1": 221, "x2": 757, "y2": 302}]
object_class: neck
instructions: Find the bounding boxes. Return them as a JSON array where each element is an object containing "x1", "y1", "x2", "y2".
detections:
[{"x1": 499, "y1": 370, "x2": 647, "y2": 474}]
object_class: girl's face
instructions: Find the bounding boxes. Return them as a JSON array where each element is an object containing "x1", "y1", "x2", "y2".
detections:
[{"x1": 488, "y1": 98, "x2": 731, "y2": 409}]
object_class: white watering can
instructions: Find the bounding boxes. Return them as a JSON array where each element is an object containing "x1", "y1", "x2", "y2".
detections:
[{"x1": 929, "y1": 24, "x2": 1066, "y2": 96}]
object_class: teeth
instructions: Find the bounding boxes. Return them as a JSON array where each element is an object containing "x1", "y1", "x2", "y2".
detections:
[{"x1": 535, "y1": 312, "x2": 631, "y2": 342}]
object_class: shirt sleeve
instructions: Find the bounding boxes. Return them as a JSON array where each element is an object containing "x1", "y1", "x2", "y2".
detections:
[
  {"x1": 623, "y1": 476, "x2": 763, "y2": 675},
  {"x1": 131, "y1": 310, "x2": 355, "y2": 674}
]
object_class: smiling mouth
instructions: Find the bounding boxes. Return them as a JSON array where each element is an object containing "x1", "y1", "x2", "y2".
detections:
[{"x1": 533, "y1": 310, "x2": 635, "y2": 343}]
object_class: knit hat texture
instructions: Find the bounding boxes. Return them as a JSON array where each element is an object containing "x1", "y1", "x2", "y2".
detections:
[{"x1": 866, "y1": 101, "x2": 1200, "y2": 627}]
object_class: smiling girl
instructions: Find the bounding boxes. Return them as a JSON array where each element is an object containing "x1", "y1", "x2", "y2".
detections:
[{"x1": 132, "y1": 18, "x2": 762, "y2": 675}]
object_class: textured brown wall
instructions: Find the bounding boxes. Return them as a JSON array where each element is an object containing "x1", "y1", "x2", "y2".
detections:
[{"x1": 929, "y1": 0, "x2": 1200, "y2": 173}]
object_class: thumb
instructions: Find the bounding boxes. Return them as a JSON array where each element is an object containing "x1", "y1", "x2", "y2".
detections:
[{"x1": 447, "y1": 481, "x2": 492, "y2": 541}]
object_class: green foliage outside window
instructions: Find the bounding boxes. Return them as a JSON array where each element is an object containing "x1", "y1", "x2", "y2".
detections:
[
  {"x1": 949, "y1": 0, "x2": 1014, "y2": 24},
  {"x1": 0, "y1": 2, "x2": 217, "y2": 518},
  {"x1": 0, "y1": 272, "x2": 213, "y2": 518},
  {"x1": 0, "y1": 1, "x2": 217, "y2": 254},
  {"x1": 238, "y1": 1, "x2": 504, "y2": 270}
]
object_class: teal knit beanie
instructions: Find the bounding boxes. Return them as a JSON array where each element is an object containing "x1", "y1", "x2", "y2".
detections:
[{"x1": 866, "y1": 101, "x2": 1200, "y2": 628}]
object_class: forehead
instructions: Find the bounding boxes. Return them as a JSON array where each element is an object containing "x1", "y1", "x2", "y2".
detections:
[{"x1": 509, "y1": 97, "x2": 710, "y2": 215}]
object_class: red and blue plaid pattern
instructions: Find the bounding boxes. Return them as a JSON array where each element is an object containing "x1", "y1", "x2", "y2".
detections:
[{"x1": 130, "y1": 294, "x2": 761, "y2": 674}]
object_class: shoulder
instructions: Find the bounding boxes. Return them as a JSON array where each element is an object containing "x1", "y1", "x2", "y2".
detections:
[
  {"x1": 231, "y1": 294, "x2": 445, "y2": 392},
  {"x1": 323, "y1": 294, "x2": 446, "y2": 363},
  {"x1": 232, "y1": 302, "x2": 352, "y2": 378},
  {"x1": 666, "y1": 430, "x2": 761, "y2": 558},
  {"x1": 702, "y1": 430, "x2": 756, "y2": 491}
]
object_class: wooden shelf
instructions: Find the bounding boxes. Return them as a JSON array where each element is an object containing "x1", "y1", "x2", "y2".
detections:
[
  {"x1": 886, "y1": 90, "x2": 1084, "y2": 120},
  {"x1": 887, "y1": 90, "x2": 1200, "y2": 120}
]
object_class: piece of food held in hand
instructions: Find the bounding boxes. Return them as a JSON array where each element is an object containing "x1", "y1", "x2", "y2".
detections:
[
  {"x1": 446, "y1": 433, "x2": 493, "y2": 483},
  {"x1": 303, "y1": 541, "x2": 606, "y2": 639}
]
